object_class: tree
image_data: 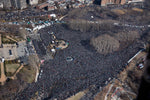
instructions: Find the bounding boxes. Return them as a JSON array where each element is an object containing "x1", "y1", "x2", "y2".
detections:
[
  {"x1": 27, "y1": 55, "x2": 39, "y2": 69},
  {"x1": 114, "y1": 31, "x2": 140, "y2": 42},
  {"x1": 67, "y1": 19, "x2": 114, "y2": 32},
  {"x1": 90, "y1": 34, "x2": 120, "y2": 54},
  {"x1": 18, "y1": 28, "x2": 27, "y2": 39}
]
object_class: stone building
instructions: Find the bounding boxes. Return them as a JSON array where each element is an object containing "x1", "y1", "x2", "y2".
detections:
[
  {"x1": 101, "y1": 0, "x2": 126, "y2": 6},
  {"x1": 18, "y1": 0, "x2": 27, "y2": 9},
  {"x1": 11, "y1": 0, "x2": 27, "y2": 9},
  {"x1": 29, "y1": 0, "x2": 39, "y2": 5},
  {"x1": 101, "y1": 0, "x2": 145, "y2": 6},
  {"x1": 3, "y1": 0, "x2": 12, "y2": 9},
  {"x1": 0, "y1": 2, "x2": 4, "y2": 8},
  {"x1": 121, "y1": 0, "x2": 126, "y2": 4},
  {"x1": 1, "y1": 0, "x2": 39, "y2": 10}
]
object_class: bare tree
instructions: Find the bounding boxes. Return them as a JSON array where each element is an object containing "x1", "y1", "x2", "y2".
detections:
[
  {"x1": 54, "y1": 1, "x2": 60, "y2": 10},
  {"x1": 90, "y1": 34, "x2": 120, "y2": 54},
  {"x1": 114, "y1": 31, "x2": 140, "y2": 42},
  {"x1": 27, "y1": 55, "x2": 39, "y2": 69},
  {"x1": 67, "y1": 19, "x2": 114, "y2": 32},
  {"x1": 18, "y1": 28, "x2": 27, "y2": 39}
]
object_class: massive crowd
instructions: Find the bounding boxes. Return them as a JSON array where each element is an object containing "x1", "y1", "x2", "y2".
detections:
[
  {"x1": 0, "y1": 2, "x2": 148, "y2": 99},
  {"x1": 15, "y1": 23, "x2": 143, "y2": 100},
  {"x1": 0, "y1": 8, "x2": 54, "y2": 22}
]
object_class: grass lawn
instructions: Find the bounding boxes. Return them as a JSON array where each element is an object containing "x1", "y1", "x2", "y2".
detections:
[{"x1": 5, "y1": 64, "x2": 20, "y2": 77}]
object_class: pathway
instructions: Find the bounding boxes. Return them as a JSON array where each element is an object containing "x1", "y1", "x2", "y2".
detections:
[{"x1": 0, "y1": 62, "x2": 7, "y2": 85}]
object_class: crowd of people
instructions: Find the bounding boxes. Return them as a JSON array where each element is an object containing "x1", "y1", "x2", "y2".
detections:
[{"x1": 15, "y1": 23, "x2": 143, "y2": 100}]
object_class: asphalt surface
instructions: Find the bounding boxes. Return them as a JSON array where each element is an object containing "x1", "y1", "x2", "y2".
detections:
[{"x1": 15, "y1": 24, "x2": 143, "y2": 100}]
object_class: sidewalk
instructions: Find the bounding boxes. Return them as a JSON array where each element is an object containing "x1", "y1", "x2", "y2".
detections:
[{"x1": 0, "y1": 62, "x2": 7, "y2": 85}]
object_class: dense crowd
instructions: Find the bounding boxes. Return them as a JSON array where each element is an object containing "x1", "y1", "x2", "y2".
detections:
[
  {"x1": 15, "y1": 24, "x2": 143, "y2": 100},
  {"x1": 0, "y1": 9, "x2": 54, "y2": 21}
]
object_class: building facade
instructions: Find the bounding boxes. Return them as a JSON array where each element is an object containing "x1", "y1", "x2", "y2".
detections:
[
  {"x1": 18, "y1": 0, "x2": 27, "y2": 9},
  {"x1": 3, "y1": 0, "x2": 12, "y2": 9},
  {"x1": 0, "y1": 2, "x2": 3, "y2": 8},
  {"x1": 29, "y1": 0, "x2": 39, "y2": 5},
  {"x1": 101, "y1": 0, "x2": 145, "y2": 6},
  {"x1": 101, "y1": 0, "x2": 126, "y2": 6},
  {"x1": 1, "y1": 0, "x2": 39, "y2": 9}
]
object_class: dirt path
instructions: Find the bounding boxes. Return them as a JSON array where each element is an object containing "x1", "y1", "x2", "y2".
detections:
[
  {"x1": 6, "y1": 36, "x2": 18, "y2": 42},
  {"x1": 59, "y1": 14, "x2": 67, "y2": 21},
  {"x1": 0, "y1": 62, "x2": 7, "y2": 85},
  {"x1": 10, "y1": 64, "x2": 24, "y2": 80}
]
